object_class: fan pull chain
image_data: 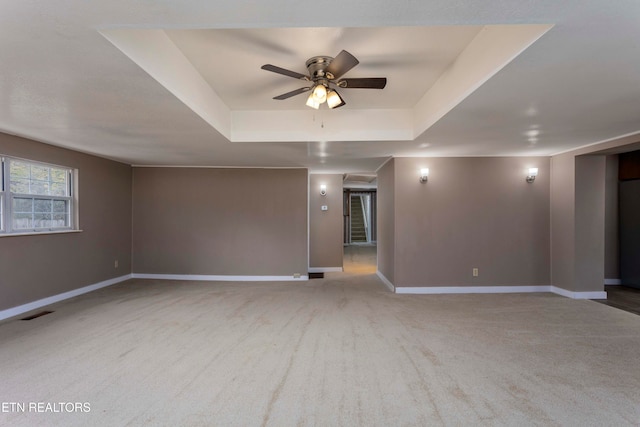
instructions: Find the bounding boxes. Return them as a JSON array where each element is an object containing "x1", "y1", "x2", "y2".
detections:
[{"x1": 312, "y1": 113, "x2": 325, "y2": 128}]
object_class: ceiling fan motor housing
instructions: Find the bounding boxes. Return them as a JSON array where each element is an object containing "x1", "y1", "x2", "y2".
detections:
[
  {"x1": 306, "y1": 56, "x2": 334, "y2": 81},
  {"x1": 262, "y1": 50, "x2": 386, "y2": 102}
]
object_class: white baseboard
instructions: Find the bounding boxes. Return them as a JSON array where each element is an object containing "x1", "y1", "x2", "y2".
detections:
[
  {"x1": 604, "y1": 278, "x2": 621, "y2": 285},
  {"x1": 375, "y1": 281, "x2": 608, "y2": 300},
  {"x1": 308, "y1": 267, "x2": 343, "y2": 273},
  {"x1": 131, "y1": 273, "x2": 309, "y2": 282},
  {"x1": 394, "y1": 285, "x2": 551, "y2": 295},
  {"x1": 550, "y1": 286, "x2": 607, "y2": 300},
  {"x1": 375, "y1": 271, "x2": 395, "y2": 292},
  {"x1": 0, "y1": 274, "x2": 133, "y2": 322},
  {"x1": 0, "y1": 274, "x2": 606, "y2": 323}
]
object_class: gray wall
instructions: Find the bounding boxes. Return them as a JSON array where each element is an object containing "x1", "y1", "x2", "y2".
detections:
[
  {"x1": 550, "y1": 153, "x2": 576, "y2": 291},
  {"x1": 309, "y1": 174, "x2": 343, "y2": 270},
  {"x1": 0, "y1": 132, "x2": 132, "y2": 311},
  {"x1": 604, "y1": 155, "x2": 619, "y2": 280},
  {"x1": 551, "y1": 152, "x2": 610, "y2": 293},
  {"x1": 132, "y1": 167, "x2": 308, "y2": 276},
  {"x1": 391, "y1": 157, "x2": 550, "y2": 287},
  {"x1": 376, "y1": 159, "x2": 395, "y2": 283},
  {"x1": 574, "y1": 155, "x2": 606, "y2": 292},
  {"x1": 548, "y1": 133, "x2": 640, "y2": 292}
]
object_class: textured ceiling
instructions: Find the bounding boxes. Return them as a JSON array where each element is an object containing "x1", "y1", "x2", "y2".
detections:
[{"x1": 1, "y1": 1, "x2": 639, "y2": 173}]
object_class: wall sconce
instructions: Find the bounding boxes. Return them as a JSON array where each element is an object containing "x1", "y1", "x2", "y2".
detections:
[
  {"x1": 320, "y1": 184, "x2": 327, "y2": 196},
  {"x1": 526, "y1": 167, "x2": 538, "y2": 183},
  {"x1": 419, "y1": 168, "x2": 429, "y2": 183}
]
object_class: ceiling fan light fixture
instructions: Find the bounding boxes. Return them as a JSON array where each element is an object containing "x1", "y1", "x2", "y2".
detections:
[
  {"x1": 262, "y1": 50, "x2": 386, "y2": 109},
  {"x1": 306, "y1": 93, "x2": 320, "y2": 109},
  {"x1": 326, "y1": 89, "x2": 345, "y2": 109},
  {"x1": 312, "y1": 84, "x2": 327, "y2": 103}
]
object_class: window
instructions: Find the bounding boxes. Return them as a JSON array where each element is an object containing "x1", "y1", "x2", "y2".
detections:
[{"x1": 0, "y1": 156, "x2": 76, "y2": 234}]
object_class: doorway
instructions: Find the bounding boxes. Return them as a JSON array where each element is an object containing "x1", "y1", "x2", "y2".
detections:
[
  {"x1": 618, "y1": 150, "x2": 640, "y2": 290},
  {"x1": 344, "y1": 189, "x2": 377, "y2": 245},
  {"x1": 595, "y1": 150, "x2": 640, "y2": 316},
  {"x1": 343, "y1": 188, "x2": 377, "y2": 274}
]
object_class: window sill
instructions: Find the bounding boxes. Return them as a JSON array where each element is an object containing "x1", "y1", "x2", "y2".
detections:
[{"x1": 0, "y1": 229, "x2": 83, "y2": 238}]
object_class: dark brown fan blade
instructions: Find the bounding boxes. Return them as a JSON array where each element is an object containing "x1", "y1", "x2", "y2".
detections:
[
  {"x1": 338, "y1": 78, "x2": 387, "y2": 89},
  {"x1": 325, "y1": 50, "x2": 359, "y2": 79},
  {"x1": 273, "y1": 87, "x2": 311, "y2": 100},
  {"x1": 261, "y1": 64, "x2": 308, "y2": 80}
]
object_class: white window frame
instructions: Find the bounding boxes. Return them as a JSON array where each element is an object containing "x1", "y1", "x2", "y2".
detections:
[{"x1": 0, "y1": 155, "x2": 77, "y2": 235}]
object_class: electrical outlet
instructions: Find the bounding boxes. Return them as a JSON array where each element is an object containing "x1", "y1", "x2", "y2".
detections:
[
  {"x1": 472, "y1": 268, "x2": 478, "y2": 277},
  {"x1": 293, "y1": 273, "x2": 301, "y2": 279},
  {"x1": 114, "y1": 260, "x2": 119, "y2": 269}
]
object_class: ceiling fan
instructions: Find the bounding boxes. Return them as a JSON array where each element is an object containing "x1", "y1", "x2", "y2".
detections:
[{"x1": 261, "y1": 50, "x2": 387, "y2": 109}]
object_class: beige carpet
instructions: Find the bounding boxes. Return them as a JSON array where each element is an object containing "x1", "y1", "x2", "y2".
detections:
[{"x1": 1, "y1": 253, "x2": 639, "y2": 425}]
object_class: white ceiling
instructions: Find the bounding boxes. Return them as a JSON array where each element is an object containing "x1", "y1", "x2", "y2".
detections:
[
  {"x1": 165, "y1": 26, "x2": 483, "y2": 110},
  {"x1": 1, "y1": 1, "x2": 640, "y2": 173}
]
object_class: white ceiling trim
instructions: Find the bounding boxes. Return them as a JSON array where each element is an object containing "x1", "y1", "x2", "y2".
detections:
[
  {"x1": 131, "y1": 165, "x2": 307, "y2": 169},
  {"x1": 100, "y1": 25, "x2": 552, "y2": 145},
  {"x1": 551, "y1": 130, "x2": 640, "y2": 156},
  {"x1": 100, "y1": 28, "x2": 232, "y2": 139},
  {"x1": 231, "y1": 109, "x2": 414, "y2": 142},
  {"x1": 413, "y1": 24, "x2": 553, "y2": 137}
]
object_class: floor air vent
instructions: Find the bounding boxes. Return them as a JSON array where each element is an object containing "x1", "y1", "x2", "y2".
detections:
[
  {"x1": 309, "y1": 272, "x2": 324, "y2": 279},
  {"x1": 21, "y1": 311, "x2": 53, "y2": 321}
]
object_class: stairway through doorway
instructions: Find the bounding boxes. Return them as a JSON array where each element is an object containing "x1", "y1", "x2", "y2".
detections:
[{"x1": 350, "y1": 195, "x2": 367, "y2": 243}]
